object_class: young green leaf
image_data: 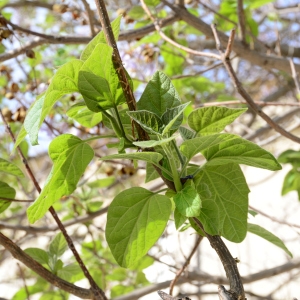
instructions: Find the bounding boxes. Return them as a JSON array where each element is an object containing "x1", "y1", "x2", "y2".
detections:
[
  {"x1": 137, "y1": 71, "x2": 181, "y2": 117},
  {"x1": 188, "y1": 106, "x2": 247, "y2": 135},
  {"x1": 180, "y1": 133, "x2": 229, "y2": 160},
  {"x1": 194, "y1": 163, "x2": 249, "y2": 242},
  {"x1": 49, "y1": 232, "x2": 68, "y2": 257},
  {"x1": 24, "y1": 248, "x2": 49, "y2": 266},
  {"x1": 127, "y1": 110, "x2": 163, "y2": 135},
  {"x1": 27, "y1": 134, "x2": 94, "y2": 223},
  {"x1": 0, "y1": 158, "x2": 24, "y2": 177},
  {"x1": 281, "y1": 169, "x2": 300, "y2": 199},
  {"x1": 13, "y1": 125, "x2": 28, "y2": 152},
  {"x1": 105, "y1": 187, "x2": 171, "y2": 267},
  {"x1": 179, "y1": 126, "x2": 195, "y2": 141},
  {"x1": 133, "y1": 136, "x2": 175, "y2": 148},
  {"x1": 0, "y1": 181, "x2": 16, "y2": 213},
  {"x1": 278, "y1": 149, "x2": 300, "y2": 166},
  {"x1": 80, "y1": 16, "x2": 122, "y2": 61},
  {"x1": 57, "y1": 264, "x2": 82, "y2": 281},
  {"x1": 247, "y1": 223, "x2": 293, "y2": 257},
  {"x1": 174, "y1": 208, "x2": 187, "y2": 229},
  {"x1": 24, "y1": 60, "x2": 83, "y2": 145},
  {"x1": 161, "y1": 102, "x2": 190, "y2": 135},
  {"x1": 173, "y1": 185, "x2": 201, "y2": 217},
  {"x1": 202, "y1": 134, "x2": 282, "y2": 171},
  {"x1": 145, "y1": 163, "x2": 160, "y2": 183},
  {"x1": 99, "y1": 152, "x2": 163, "y2": 166},
  {"x1": 66, "y1": 102, "x2": 102, "y2": 127}
]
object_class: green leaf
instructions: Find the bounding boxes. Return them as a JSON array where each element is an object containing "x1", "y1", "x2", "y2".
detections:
[
  {"x1": 174, "y1": 208, "x2": 187, "y2": 229},
  {"x1": 25, "y1": 60, "x2": 83, "y2": 145},
  {"x1": 0, "y1": 158, "x2": 24, "y2": 177},
  {"x1": 57, "y1": 264, "x2": 82, "y2": 281},
  {"x1": 174, "y1": 185, "x2": 201, "y2": 217},
  {"x1": 281, "y1": 169, "x2": 300, "y2": 199},
  {"x1": 194, "y1": 164, "x2": 249, "y2": 242},
  {"x1": 137, "y1": 71, "x2": 181, "y2": 117},
  {"x1": 180, "y1": 133, "x2": 229, "y2": 160},
  {"x1": 106, "y1": 268, "x2": 127, "y2": 281},
  {"x1": 161, "y1": 102, "x2": 190, "y2": 135},
  {"x1": 80, "y1": 16, "x2": 121, "y2": 61},
  {"x1": 196, "y1": 199, "x2": 220, "y2": 235},
  {"x1": 111, "y1": 285, "x2": 134, "y2": 298},
  {"x1": 67, "y1": 102, "x2": 102, "y2": 128},
  {"x1": 0, "y1": 181, "x2": 15, "y2": 213},
  {"x1": 145, "y1": 163, "x2": 160, "y2": 183},
  {"x1": 105, "y1": 187, "x2": 171, "y2": 267},
  {"x1": 13, "y1": 124, "x2": 28, "y2": 152},
  {"x1": 278, "y1": 149, "x2": 300, "y2": 166},
  {"x1": 133, "y1": 136, "x2": 175, "y2": 148},
  {"x1": 24, "y1": 248, "x2": 49, "y2": 265},
  {"x1": 12, "y1": 279, "x2": 48, "y2": 300},
  {"x1": 39, "y1": 292, "x2": 68, "y2": 300},
  {"x1": 188, "y1": 106, "x2": 247, "y2": 135},
  {"x1": 179, "y1": 126, "x2": 195, "y2": 141},
  {"x1": 127, "y1": 110, "x2": 163, "y2": 135},
  {"x1": 99, "y1": 152, "x2": 163, "y2": 168},
  {"x1": 27, "y1": 134, "x2": 94, "y2": 223},
  {"x1": 49, "y1": 233, "x2": 68, "y2": 257},
  {"x1": 247, "y1": 223, "x2": 293, "y2": 257},
  {"x1": 129, "y1": 255, "x2": 154, "y2": 271},
  {"x1": 203, "y1": 134, "x2": 282, "y2": 171},
  {"x1": 88, "y1": 177, "x2": 116, "y2": 188}
]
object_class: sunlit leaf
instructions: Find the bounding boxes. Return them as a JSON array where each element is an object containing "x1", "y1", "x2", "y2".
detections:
[
  {"x1": 0, "y1": 181, "x2": 15, "y2": 213},
  {"x1": 0, "y1": 158, "x2": 24, "y2": 177}
]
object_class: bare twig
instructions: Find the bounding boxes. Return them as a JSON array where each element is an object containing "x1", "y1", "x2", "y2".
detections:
[
  {"x1": 0, "y1": 232, "x2": 93, "y2": 299},
  {"x1": 211, "y1": 24, "x2": 300, "y2": 144},
  {"x1": 0, "y1": 108, "x2": 107, "y2": 300},
  {"x1": 237, "y1": 0, "x2": 246, "y2": 44},
  {"x1": 289, "y1": 58, "x2": 300, "y2": 98},
  {"x1": 0, "y1": 197, "x2": 33, "y2": 203},
  {"x1": 141, "y1": 0, "x2": 220, "y2": 60},
  {"x1": 169, "y1": 236, "x2": 203, "y2": 295},
  {"x1": 81, "y1": 0, "x2": 96, "y2": 36},
  {"x1": 17, "y1": 263, "x2": 30, "y2": 300}
]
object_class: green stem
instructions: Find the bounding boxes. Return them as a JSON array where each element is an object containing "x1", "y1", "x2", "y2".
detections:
[
  {"x1": 161, "y1": 143, "x2": 182, "y2": 192},
  {"x1": 171, "y1": 139, "x2": 185, "y2": 168}
]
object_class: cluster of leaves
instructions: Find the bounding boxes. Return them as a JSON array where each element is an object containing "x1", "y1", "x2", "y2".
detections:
[{"x1": 0, "y1": 12, "x2": 294, "y2": 299}]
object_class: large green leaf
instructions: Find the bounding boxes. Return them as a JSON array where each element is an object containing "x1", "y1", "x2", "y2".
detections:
[
  {"x1": 66, "y1": 102, "x2": 102, "y2": 127},
  {"x1": 194, "y1": 164, "x2": 249, "y2": 242},
  {"x1": 145, "y1": 162, "x2": 160, "y2": 183},
  {"x1": 188, "y1": 106, "x2": 247, "y2": 135},
  {"x1": 173, "y1": 185, "x2": 201, "y2": 217},
  {"x1": 0, "y1": 158, "x2": 24, "y2": 177},
  {"x1": 80, "y1": 16, "x2": 121, "y2": 61},
  {"x1": 127, "y1": 110, "x2": 163, "y2": 135},
  {"x1": 137, "y1": 71, "x2": 181, "y2": 117},
  {"x1": 27, "y1": 134, "x2": 94, "y2": 223},
  {"x1": 57, "y1": 264, "x2": 82, "y2": 282},
  {"x1": 80, "y1": 43, "x2": 127, "y2": 111},
  {"x1": 24, "y1": 60, "x2": 83, "y2": 145},
  {"x1": 203, "y1": 134, "x2": 282, "y2": 171},
  {"x1": 0, "y1": 181, "x2": 15, "y2": 213},
  {"x1": 106, "y1": 187, "x2": 171, "y2": 267},
  {"x1": 179, "y1": 126, "x2": 195, "y2": 141},
  {"x1": 161, "y1": 102, "x2": 190, "y2": 135},
  {"x1": 278, "y1": 149, "x2": 300, "y2": 167},
  {"x1": 247, "y1": 223, "x2": 292, "y2": 257}
]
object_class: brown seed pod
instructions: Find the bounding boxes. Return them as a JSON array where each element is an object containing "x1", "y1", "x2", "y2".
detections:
[
  {"x1": 10, "y1": 82, "x2": 19, "y2": 93},
  {"x1": 52, "y1": 4, "x2": 68, "y2": 14},
  {"x1": 2, "y1": 107, "x2": 13, "y2": 122},
  {"x1": 0, "y1": 27, "x2": 12, "y2": 39},
  {"x1": 25, "y1": 49, "x2": 35, "y2": 59},
  {"x1": 5, "y1": 92, "x2": 14, "y2": 100},
  {"x1": 13, "y1": 106, "x2": 27, "y2": 123}
]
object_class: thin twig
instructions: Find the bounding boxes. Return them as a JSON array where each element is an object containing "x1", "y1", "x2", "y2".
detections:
[
  {"x1": 237, "y1": 0, "x2": 246, "y2": 44},
  {"x1": 198, "y1": 101, "x2": 300, "y2": 107},
  {"x1": 289, "y1": 58, "x2": 300, "y2": 99},
  {"x1": 17, "y1": 263, "x2": 30, "y2": 300},
  {"x1": 0, "y1": 108, "x2": 107, "y2": 300},
  {"x1": 141, "y1": 0, "x2": 220, "y2": 60},
  {"x1": 211, "y1": 24, "x2": 300, "y2": 144},
  {"x1": 81, "y1": 0, "x2": 96, "y2": 36},
  {"x1": 0, "y1": 197, "x2": 33, "y2": 203},
  {"x1": 169, "y1": 236, "x2": 203, "y2": 295}
]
